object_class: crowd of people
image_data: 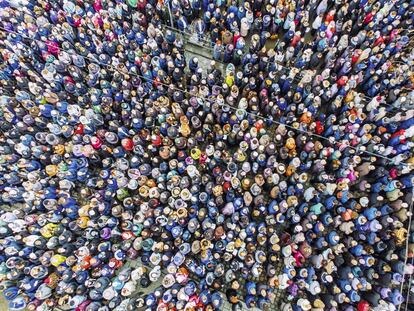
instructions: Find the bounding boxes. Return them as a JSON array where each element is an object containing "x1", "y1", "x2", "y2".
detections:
[{"x1": 0, "y1": 0, "x2": 414, "y2": 310}]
